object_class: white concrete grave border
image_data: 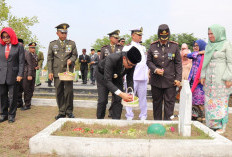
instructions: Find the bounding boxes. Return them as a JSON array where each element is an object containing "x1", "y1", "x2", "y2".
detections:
[{"x1": 30, "y1": 118, "x2": 232, "y2": 157}]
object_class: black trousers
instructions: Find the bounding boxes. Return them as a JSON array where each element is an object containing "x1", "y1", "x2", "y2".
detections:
[
  {"x1": 23, "y1": 77, "x2": 35, "y2": 107},
  {"x1": 151, "y1": 86, "x2": 176, "y2": 120},
  {"x1": 54, "y1": 77, "x2": 74, "y2": 115},
  {"x1": 81, "y1": 67, "x2": 88, "y2": 83},
  {"x1": 96, "y1": 71, "x2": 123, "y2": 119},
  {"x1": 0, "y1": 83, "x2": 18, "y2": 118},
  {"x1": 48, "y1": 78, "x2": 52, "y2": 86},
  {"x1": 16, "y1": 80, "x2": 23, "y2": 107}
]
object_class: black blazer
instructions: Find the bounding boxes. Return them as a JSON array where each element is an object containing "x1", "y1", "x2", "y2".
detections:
[
  {"x1": 79, "y1": 54, "x2": 90, "y2": 70},
  {"x1": 97, "y1": 52, "x2": 135, "y2": 93},
  {"x1": 24, "y1": 51, "x2": 38, "y2": 77},
  {"x1": 0, "y1": 43, "x2": 25, "y2": 85}
]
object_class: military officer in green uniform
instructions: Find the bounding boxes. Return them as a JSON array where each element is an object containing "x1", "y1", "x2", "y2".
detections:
[
  {"x1": 147, "y1": 24, "x2": 182, "y2": 120},
  {"x1": 35, "y1": 50, "x2": 44, "y2": 86},
  {"x1": 47, "y1": 23, "x2": 78, "y2": 120},
  {"x1": 100, "y1": 30, "x2": 123, "y2": 60},
  {"x1": 100, "y1": 30, "x2": 124, "y2": 117}
]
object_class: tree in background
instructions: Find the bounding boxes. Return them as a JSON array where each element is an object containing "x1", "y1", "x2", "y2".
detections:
[
  {"x1": 92, "y1": 33, "x2": 198, "y2": 52},
  {"x1": 92, "y1": 34, "x2": 132, "y2": 50},
  {"x1": 143, "y1": 33, "x2": 198, "y2": 51},
  {"x1": 0, "y1": 0, "x2": 39, "y2": 46},
  {"x1": 92, "y1": 36, "x2": 110, "y2": 51}
]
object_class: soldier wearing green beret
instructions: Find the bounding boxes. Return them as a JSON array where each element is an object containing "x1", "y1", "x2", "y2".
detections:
[{"x1": 47, "y1": 23, "x2": 78, "y2": 120}]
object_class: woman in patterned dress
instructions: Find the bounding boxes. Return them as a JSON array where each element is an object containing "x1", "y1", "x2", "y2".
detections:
[
  {"x1": 187, "y1": 40, "x2": 206, "y2": 122},
  {"x1": 201, "y1": 24, "x2": 232, "y2": 134}
]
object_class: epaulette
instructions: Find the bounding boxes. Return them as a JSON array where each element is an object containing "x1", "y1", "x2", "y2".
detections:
[
  {"x1": 101, "y1": 45, "x2": 108, "y2": 48},
  {"x1": 50, "y1": 40, "x2": 57, "y2": 43},
  {"x1": 169, "y1": 41, "x2": 179, "y2": 45},
  {"x1": 151, "y1": 40, "x2": 159, "y2": 45}
]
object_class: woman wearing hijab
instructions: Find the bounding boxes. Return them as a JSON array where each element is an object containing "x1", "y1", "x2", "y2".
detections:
[
  {"x1": 180, "y1": 43, "x2": 192, "y2": 80},
  {"x1": 201, "y1": 24, "x2": 232, "y2": 134},
  {"x1": 186, "y1": 40, "x2": 206, "y2": 122},
  {"x1": 0, "y1": 27, "x2": 25, "y2": 123}
]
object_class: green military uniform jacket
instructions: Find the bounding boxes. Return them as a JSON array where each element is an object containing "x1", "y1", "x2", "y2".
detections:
[
  {"x1": 100, "y1": 44, "x2": 123, "y2": 60},
  {"x1": 47, "y1": 39, "x2": 78, "y2": 77},
  {"x1": 37, "y1": 51, "x2": 44, "y2": 68}
]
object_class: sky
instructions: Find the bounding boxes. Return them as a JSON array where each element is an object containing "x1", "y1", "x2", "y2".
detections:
[{"x1": 6, "y1": 0, "x2": 232, "y2": 65}]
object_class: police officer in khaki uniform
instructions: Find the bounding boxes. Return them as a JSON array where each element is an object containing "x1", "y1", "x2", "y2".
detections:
[
  {"x1": 147, "y1": 24, "x2": 182, "y2": 120},
  {"x1": 47, "y1": 23, "x2": 78, "y2": 120},
  {"x1": 100, "y1": 30, "x2": 123, "y2": 117}
]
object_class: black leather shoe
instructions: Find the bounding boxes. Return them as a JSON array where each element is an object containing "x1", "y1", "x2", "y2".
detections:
[
  {"x1": 8, "y1": 116, "x2": 15, "y2": 123},
  {"x1": 48, "y1": 84, "x2": 52, "y2": 87},
  {"x1": 66, "y1": 113, "x2": 75, "y2": 118},
  {"x1": 17, "y1": 104, "x2": 23, "y2": 108},
  {"x1": 35, "y1": 83, "x2": 41, "y2": 87},
  {"x1": 55, "y1": 114, "x2": 66, "y2": 120},
  {"x1": 0, "y1": 116, "x2": 8, "y2": 123},
  {"x1": 20, "y1": 106, "x2": 31, "y2": 111}
]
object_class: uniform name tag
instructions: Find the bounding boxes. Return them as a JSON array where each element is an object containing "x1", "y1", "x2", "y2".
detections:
[
  {"x1": 153, "y1": 50, "x2": 159, "y2": 58},
  {"x1": 105, "y1": 49, "x2": 109, "y2": 56},
  {"x1": 116, "y1": 48, "x2": 121, "y2": 53},
  {"x1": 53, "y1": 45, "x2": 58, "y2": 54}
]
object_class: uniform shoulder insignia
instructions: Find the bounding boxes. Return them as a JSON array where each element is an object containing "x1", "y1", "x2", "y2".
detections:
[
  {"x1": 50, "y1": 40, "x2": 57, "y2": 43},
  {"x1": 169, "y1": 41, "x2": 179, "y2": 45},
  {"x1": 151, "y1": 40, "x2": 159, "y2": 45},
  {"x1": 102, "y1": 45, "x2": 108, "y2": 48}
]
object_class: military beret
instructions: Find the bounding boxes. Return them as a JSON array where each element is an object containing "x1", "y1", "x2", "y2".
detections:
[
  {"x1": 131, "y1": 27, "x2": 143, "y2": 35},
  {"x1": 107, "y1": 30, "x2": 120, "y2": 38},
  {"x1": 126, "y1": 46, "x2": 141, "y2": 64},
  {"x1": 28, "y1": 42, "x2": 37, "y2": 47},
  {"x1": 55, "y1": 23, "x2": 70, "y2": 33},
  {"x1": 18, "y1": 38, "x2": 24, "y2": 44}
]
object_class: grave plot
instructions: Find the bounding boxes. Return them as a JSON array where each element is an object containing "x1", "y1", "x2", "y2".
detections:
[{"x1": 29, "y1": 118, "x2": 232, "y2": 157}]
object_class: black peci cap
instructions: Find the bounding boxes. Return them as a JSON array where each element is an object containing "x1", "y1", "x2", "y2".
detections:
[{"x1": 126, "y1": 46, "x2": 141, "y2": 64}]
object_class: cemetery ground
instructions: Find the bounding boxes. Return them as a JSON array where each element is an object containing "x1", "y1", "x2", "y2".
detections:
[{"x1": 0, "y1": 106, "x2": 231, "y2": 157}]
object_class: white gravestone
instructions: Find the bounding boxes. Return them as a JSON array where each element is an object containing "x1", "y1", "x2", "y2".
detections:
[{"x1": 178, "y1": 80, "x2": 192, "y2": 136}]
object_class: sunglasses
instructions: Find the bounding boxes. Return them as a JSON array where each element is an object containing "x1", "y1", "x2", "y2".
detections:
[
  {"x1": 121, "y1": 41, "x2": 125, "y2": 43},
  {"x1": 1, "y1": 36, "x2": 10, "y2": 39},
  {"x1": 126, "y1": 57, "x2": 136, "y2": 67}
]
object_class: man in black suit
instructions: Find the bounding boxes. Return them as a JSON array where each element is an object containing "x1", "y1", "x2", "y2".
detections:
[
  {"x1": 79, "y1": 49, "x2": 90, "y2": 84},
  {"x1": 96, "y1": 46, "x2": 141, "y2": 119}
]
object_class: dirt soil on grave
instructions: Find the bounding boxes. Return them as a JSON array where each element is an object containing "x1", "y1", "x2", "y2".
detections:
[
  {"x1": 0, "y1": 106, "x2": 231, "y2": 157},
  {"x1": 53, "y1": 122, "x2": 212, "y2": 139}
]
